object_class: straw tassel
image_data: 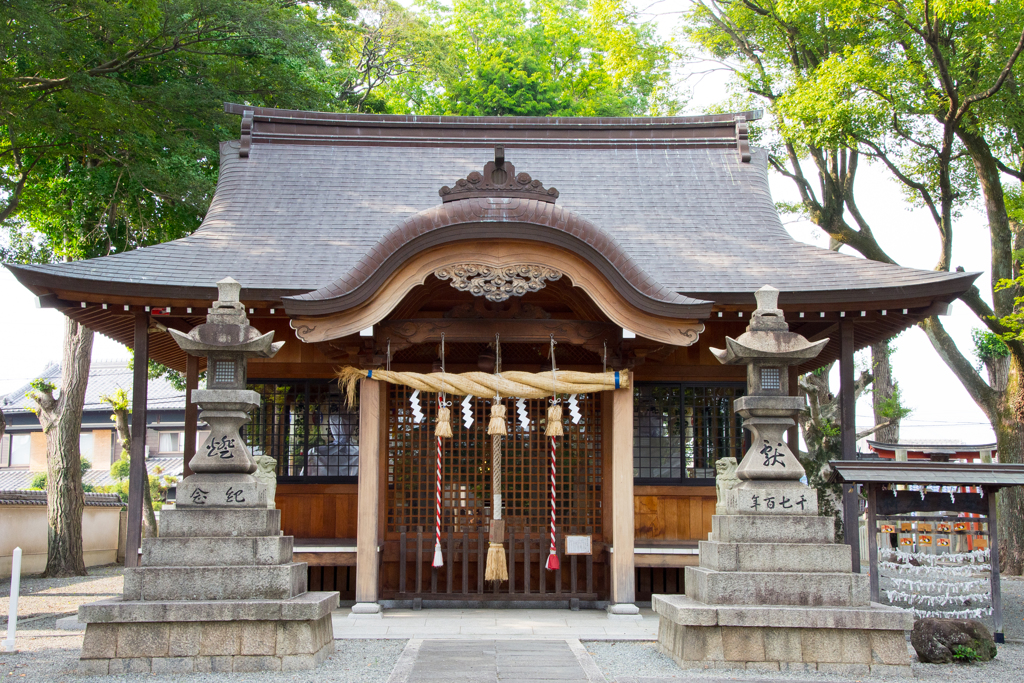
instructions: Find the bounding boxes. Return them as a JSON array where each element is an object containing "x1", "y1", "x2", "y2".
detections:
[
  {"x1": 545, "y1": 403, "x2": 563, "y2": 437},
  {"x1": 485, "y1": 520, "x2": 508, "y2": 583},
  {"x1": 488, "y1": 403, "x2": 507, "y2": 435},
  {"x1": 436, "y1": 406, "x2": 453, "y2": 438}
]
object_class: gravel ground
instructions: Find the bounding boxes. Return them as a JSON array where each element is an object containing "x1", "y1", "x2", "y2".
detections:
[
  {"x1": 0, "y1": 639, "x2": 407, "y2": 682},
  {"x1": 1, "y1": 564, "x2": 124, "y2": 628},
  {"x1": 584, "y1": 640, "x2": 1024, "y2": 682},
  {"x1": 3, "y1": 567, "x2": 1023, "y2": 681}
]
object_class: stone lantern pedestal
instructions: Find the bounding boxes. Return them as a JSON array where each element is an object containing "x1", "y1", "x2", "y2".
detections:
[
  {"x1": 653, "y1": 286, "x2": 912, "y2": 675},
  {"x1": 77, "y1": 279, "x2": 338, "y2": 675}
]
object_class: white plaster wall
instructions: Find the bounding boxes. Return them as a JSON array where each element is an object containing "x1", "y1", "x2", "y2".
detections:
[{"x1": 0, "y1": 505, "x2": 121, "y2": 578}]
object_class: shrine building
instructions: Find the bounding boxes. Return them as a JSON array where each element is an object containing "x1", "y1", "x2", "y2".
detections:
[{"x1": 5, "y1": 105, "x2": 979, "y2": 609}]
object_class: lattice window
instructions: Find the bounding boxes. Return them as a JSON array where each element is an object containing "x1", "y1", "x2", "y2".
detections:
[
  {"x1": 386, "y1": 385, "x2": 602, "y2": 539},
  {"x1": 633, "y1": 383, "x2": 745, "y2": 483},
  {"x1": 246, "y1": 380, "x2": 358, "y2": 481}
]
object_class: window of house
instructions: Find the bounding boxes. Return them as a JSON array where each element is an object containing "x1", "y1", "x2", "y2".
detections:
[
  {"x1": 79, "y1": 432, "x2": 94, "y2": 464},
  {"x1": 11, "y1": 434, "x2": 31, "y2": 467},
  {"x1": 633, "y1": 383, "x2": 745, "y2": 484},
  {"x1": 158, "y1": 432, "x2": 183, "y2": 453},
  {"x1": 246, "y1": 380, "x2": 358, "y2": 482}
]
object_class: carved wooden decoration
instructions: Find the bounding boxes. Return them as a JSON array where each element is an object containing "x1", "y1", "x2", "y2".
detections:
[
  {"x1": 434, "y1": 264, "x2": 562, "y2": 302},
  {"x1": 439, "y1": 146, "x2": 559, "y2": 203}
]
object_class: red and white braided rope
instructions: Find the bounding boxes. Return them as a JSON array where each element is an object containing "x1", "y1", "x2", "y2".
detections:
[
  {"x1": 546, "y1": 434, "x2": 559, "y2": 570},
  {"x1": 433, "y1": 394, "x2": 444, "y2": 567}
]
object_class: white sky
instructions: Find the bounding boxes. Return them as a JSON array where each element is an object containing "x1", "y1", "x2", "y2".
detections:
[{"x1": 0, "y1": 0, "x2": 998, "y2": 446}]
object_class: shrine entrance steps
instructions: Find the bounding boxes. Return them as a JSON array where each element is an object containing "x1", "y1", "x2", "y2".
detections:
[{"x1": 386, "y1": 639, "x2": 604, "y2": 683}]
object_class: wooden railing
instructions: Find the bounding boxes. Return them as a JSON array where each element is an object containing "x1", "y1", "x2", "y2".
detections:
[{"x1": 387, "y1": 530, "x2": 599, "y2": 601}]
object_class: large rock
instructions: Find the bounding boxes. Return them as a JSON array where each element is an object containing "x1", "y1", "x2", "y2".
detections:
[{"x1": 911, "y1": 618, "x2": 997, "y2": 663}]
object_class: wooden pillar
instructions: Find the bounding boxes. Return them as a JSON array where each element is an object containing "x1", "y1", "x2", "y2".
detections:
[
  {"x1": 988, "y1": 487, "x2": 1004, "y2": 642},
  {"x1": 867, "y1": 482, "x2": 879, "y2": 602},
  {"x1": 787, "y1": 366, "x2": 800, "y2": 454},
  {"x1": 182, "y1": 354, "x2": 199, "y2": 478},
  {"x1": 354, "y1": 378, "x2": 383, "y2": 609},
  {"x1": 839, "y1": 320, "x2": 861, "y2": 572},
  {"x1": 610, "y1": 374, "x2": 635, "y2": 606},
  {"x1": 125, "y1": 312, "x2": 149, "y2": 568}
]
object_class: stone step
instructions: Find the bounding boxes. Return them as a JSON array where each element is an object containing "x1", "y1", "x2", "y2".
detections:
[
  {"x1": 699, "y1": 541, "x2": 851, "y2": 573},
  {"x1": 711, "y1": 514, "x2": 834, "y2": 545},
  {"x1": 123, "y1": 563, "x2": 307, "y2": 602},
  {"x1": 78, "y1": 592, "x2": 338, "y2": 625},
  {"x1": 652, "y1": 594, "x2": 912, "y2": 631},
  {"x1": 685, "y1": 566, "x2": 869, "y2": 607},
  {"x1": 142, "y1": 536, "x2": 293, "y2": 567},
  {"x1": 160, "y1": 508, "x2": 282, "y2": 538}
]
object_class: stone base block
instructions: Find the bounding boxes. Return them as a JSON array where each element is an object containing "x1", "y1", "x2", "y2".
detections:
[
  {"x1": 79, "y1": 614, "x2": 334, "y2": 674},
  {"x1": 159, "y1": 508, "x2": 281, "y2": 538},
  {"x1": 653, "y1": 595, "x2": 913, "y2": 631},
  {"x1": 142, "y1": 535, "x2": 293, "y2": 567},
  {"x1": 178, "y1": 474, "x2": 267, "y2": 509},
  {"x1": 699, "y1": 541, "x2": 851, "y2": 573},
  {"x1": 607, "y1": 603, "x2": 643, "y2": 620},
  {"x1": 711, "y1": 514, "x2": 834, "y2": 544},
  {"x1": 657, "y1": 620, "x2": 911, "y2": 671},
  {"x1": 79, "y1": 592, "x2": 338, "y2": 624},
  {"x1": 726, "y1": 486, "x2": 818, "y2": 516},
  {"x1": 685, "y1": 566, "x2": 869, "y2": 607},
  {"x1": 123, "y1": 562, "x2": 306, "y2": 601}
]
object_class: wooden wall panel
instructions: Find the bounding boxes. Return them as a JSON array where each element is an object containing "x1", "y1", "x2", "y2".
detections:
[
  {"x1": 276, "y1": 484, "x2": 358, "y2": 539},
  {"x1": 634, "y1": 486, "x2": 716, "y2": 542}
]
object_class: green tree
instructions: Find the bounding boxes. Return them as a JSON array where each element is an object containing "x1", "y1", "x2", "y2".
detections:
[
  {"x1": 382, "y1": 0, "x2": 681, "y2": 116},
  {"x1": 682, "y1": 0, "x2": 1024, "y2": 574},
  {"x1": 2, "y1": 0, "x2": 354, "y2": 574}
]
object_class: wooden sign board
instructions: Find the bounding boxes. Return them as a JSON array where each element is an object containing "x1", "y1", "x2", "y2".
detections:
[
  {"x1": 919, "y1": 535, "x2": 932, "y2": 546},
  {"x1": 974, "y1": 537, "x2": 988, "y2": 550},
  {"x1": 880, "y1": 524, "x2": 896, "y2": 534},
  {"x1": 565, "y1": 535, "x2": 592, "y2": 555}
]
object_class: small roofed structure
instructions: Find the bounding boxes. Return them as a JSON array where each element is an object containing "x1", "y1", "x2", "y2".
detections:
[
  {"x1": 831, "y1": 461, "x2": 1024, "y2": 643},
  {"x1": 866, "y1": 440, "x2": 997, "y2": 463}
]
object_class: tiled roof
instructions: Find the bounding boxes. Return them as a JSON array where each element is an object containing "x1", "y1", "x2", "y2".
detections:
[
  {"x1": 0, "y1": 457, "x2": 182, "y2": 491},
  {"x1": 5, "y1": 107, "x2": 977, "y2": 307},
  {"x1": 0, "y1": 490, "x2": 123, "y2": 506},
  {"x1": 2, "y1": 360, "x2": 185, "y2": 414}
]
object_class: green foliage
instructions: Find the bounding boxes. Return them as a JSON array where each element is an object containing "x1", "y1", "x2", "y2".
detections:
[
  {"x1": 101, "y1": 458, "x2": 175, "y2": 505},
  {"x1": 29, "y1": 378, "x2": 56, "y2": 395},
  {"x1": 1, "y1": 0, "x2": 356, "y2": 263},
  {"x1": 972, "y1": 328, "x2": 1011, "y2": 366},
  {"x1": 110, "y1": 457, "x2": 131, "y2": 482},
  {"x1": 875, "y1": 383, "x2": 913, "y2": 423},
  {"x1": 127, "y1": 354, "x2": 205, "y2": 392},
  {"x1": 951, "y1": 644, "x2": 980, "y2": 663},
  {"x1": 381, "y1": 0, "x2": 681, "y2": 116},
  {"x1": 27, "y1": 457, "x2": 91, "y2": 492}
]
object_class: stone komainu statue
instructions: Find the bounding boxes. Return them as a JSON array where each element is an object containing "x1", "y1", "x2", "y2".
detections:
[
  {"x1": 715, "y1": 457, "x2": 739, "y2": 514},
  {"x1": 252, "y1": 455, "x2": 278, "y2": 509}
]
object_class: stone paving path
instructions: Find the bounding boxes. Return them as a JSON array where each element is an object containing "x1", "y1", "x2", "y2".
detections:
[
  {"x1": 334, "y1": 607, "x2": 659, "y2": 639},
  {"x1": 386, "y1": 639, "x2": 605, "y2": 683}
]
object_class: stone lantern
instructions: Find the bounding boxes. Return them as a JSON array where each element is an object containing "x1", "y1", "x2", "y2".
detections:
[
  {"x1": 169, "y1": 277, "x2": 284, "y2": 507},
  {"x1": 710, "y1": 285, "x2": 827, "y2": 513}
]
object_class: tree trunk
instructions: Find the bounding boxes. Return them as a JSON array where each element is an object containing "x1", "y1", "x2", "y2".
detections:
[
  {"x1": 33, "y1": 317, "x2": 94, "y2": 578},
  {"x1": 994, "y1": 357, "x2": 1024, "y2": 574},
  {"x1": 871, "y1": 342, "x2": 899, "y2": 443},
  {"x1": 108, "y1": 403, "x2": 158, "y2": 538}
]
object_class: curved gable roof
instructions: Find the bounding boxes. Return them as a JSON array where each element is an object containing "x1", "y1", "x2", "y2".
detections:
[{"x1": 6, "y1": 105, "x2": 978, "y2": 310}]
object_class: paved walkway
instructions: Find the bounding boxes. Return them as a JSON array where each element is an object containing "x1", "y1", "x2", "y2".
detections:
[
  {"x1": 332, "y1": 607, "x2": 659, "y2": 640},
  {"x1": 386, "y1": 639, "x2": 606, "y2": 683}
]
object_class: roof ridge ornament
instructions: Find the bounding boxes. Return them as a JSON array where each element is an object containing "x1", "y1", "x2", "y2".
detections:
[{"x1": 439, "y1": 145, "x2": 559, "y2": 203}]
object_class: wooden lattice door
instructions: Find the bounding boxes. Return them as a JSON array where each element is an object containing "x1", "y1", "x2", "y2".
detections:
[{"x1": 382, "y1": 385, "x2": 605, "y2": 600}]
